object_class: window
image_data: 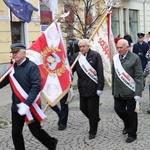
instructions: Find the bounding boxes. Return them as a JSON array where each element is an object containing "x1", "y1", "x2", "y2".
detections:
[
  {"x1": 85, "y1": 7, "x2": 93, "y2": 25},
  {"x1": 123, "y1": 9, "x2": 126, "y2": 34},
  {"x1": 40, "y1": 4, "x2": 52, "y2": 24},
  {"x1": 129, "y1": 10, "x2": 138, "y2": 43},
  {"x1": 64, "y1": 4, "x2": 74, "y2": 23},
  {"x1": 64, "y1": 4, "x2": 74, "y2": 40},
  {"x1": 11, "y1": 13, "x2": 25, "y2": 44},
  {"x1": 111, "y1": 10, "x2": 120, "y2": 37}
]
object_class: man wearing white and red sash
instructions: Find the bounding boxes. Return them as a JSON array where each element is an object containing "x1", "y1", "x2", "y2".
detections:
[
  {"x1": 73, "y1": 39, "x2": 104, "y2": 139},
  {"x1": 112, "y1": 39, "x2": 143, "y2": 143},
  {"x1": 0, "y1": 43, "x2": 58, "y2": 150}
]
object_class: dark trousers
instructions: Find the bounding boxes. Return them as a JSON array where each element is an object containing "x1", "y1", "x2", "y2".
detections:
[
  {"x1": 80, "y1": 95, "x2": 100, "y2": 135},
  {"x1": 114, "y1": 96, "x2": 137, "y2": 138},
  {"x1": 51, "y1": 93, "x2": 68, "y2": 126},
  {"x1": 12, "y1": 112, "x2": 57, "y2": 150}
]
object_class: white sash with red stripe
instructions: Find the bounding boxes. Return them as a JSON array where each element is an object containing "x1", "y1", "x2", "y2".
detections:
[
  {"x1": 78, "y1": 53, "x2": 98, "y2": 84},
  {"x1": 113, "y1": 54, "x2": 135, "y2": 91},
  {"x1": 9, "y1": 68, "x2": 46, "y2": 123}
]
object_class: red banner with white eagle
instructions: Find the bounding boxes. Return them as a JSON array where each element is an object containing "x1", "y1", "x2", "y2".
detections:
[
  {"x1": 89, "y1": 11, "x2": 117, "y2": 87},
  {"x1": 27, "y1": 22, "x2": 72, "y2": 108}
]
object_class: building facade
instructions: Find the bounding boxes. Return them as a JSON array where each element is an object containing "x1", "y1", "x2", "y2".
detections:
[
  {"x1": 112, "y1": 0, "x2": 150, "y2": 43},
  {"x1": 0, "y1": 0, "x2": 150, "y2": 75},
  {"x1": 0, "y1": 1, "x2": 43, "y2": 75}
]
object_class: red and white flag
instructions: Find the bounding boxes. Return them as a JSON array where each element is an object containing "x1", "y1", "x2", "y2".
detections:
[
  {"x1": 27, "y1": 22, "x2": 72, "y2": 107},
  {"x1": 40, "y1": 0, "x2": 58, "y2": 12},
  {"x1": 90, "y1": 12, "x2": 117, "y2": 87}
]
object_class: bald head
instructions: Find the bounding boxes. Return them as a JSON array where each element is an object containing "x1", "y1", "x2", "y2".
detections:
[
  {"x1": 116, "y1": 39, "x2": 129, "y2": 55},
  {"x1": 117, "y1": 39, "x2": 129, "y2": 46}
]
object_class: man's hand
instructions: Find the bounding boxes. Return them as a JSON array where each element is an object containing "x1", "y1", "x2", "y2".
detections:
[
  {"x1": 17, "y1": 102, "x2": 29, "y2": 116},
  {"x1": 97, "y1": 90, "x2": 103, "y2": 96},
  {"x1": 134, "y1": 96, "x2": 142, "y2": 113},
  {"x1": 134, "y1": 96, "x2": 141, "y2": 101}
]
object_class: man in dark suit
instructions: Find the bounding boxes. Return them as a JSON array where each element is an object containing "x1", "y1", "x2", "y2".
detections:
[
  {"x1": 112, "y1": 39, "x2": 143, "y2": 143},
  {"x1": 0, "y1": 43, "x2": 58, "y2": 150},
  {"x1": 73, "y1": 39, "x2": 104, "y2": 139},
  {"x1": 50, "y1": 93, "x2": 69, "y2": 130}
]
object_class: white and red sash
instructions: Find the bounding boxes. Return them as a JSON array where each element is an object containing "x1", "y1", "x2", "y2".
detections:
[
  {"x1": 113, "y1": 54, "x2": 135, "y2": 91},
  {"x1": 9, "y1": 68, "x2": 46, "y2": 123},
  {"x1": 78, "y1": 53, "x2": 98, "y2": 84}
]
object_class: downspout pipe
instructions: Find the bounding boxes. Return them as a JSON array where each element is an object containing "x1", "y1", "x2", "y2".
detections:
[{"x1": 143, "y1": 0, "x2": 146, "y2": 33}]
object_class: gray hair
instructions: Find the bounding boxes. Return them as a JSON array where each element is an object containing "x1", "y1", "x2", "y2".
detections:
[{"x1": 78, "y1": 39, "x2": 90, "y2": 46}]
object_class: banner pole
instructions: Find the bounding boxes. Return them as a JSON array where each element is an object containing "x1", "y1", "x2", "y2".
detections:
[
  {"x1": 43, "y1": 103, "x2": 50, "y2": 113},
  {"x1": 0, "y1": 64, "x2": 14, "y2": 83},
  {"x1": 70, "y1": 52, "x2": 81, "y2": 70},
  {"x1": 89, "y1": 8, "x2": 111, "y2": 42}
]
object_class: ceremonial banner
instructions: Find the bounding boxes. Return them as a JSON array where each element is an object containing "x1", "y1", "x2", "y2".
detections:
[
  {"x1": 27, "y1": 22, "x2": 72, "y2": 107},
  {"x1": 89, "y1": 12, "x2": 117, "y2": 87}
]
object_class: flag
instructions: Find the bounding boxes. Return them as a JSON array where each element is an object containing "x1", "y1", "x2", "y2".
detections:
[
  {"x1": 3, "y1": 0, "x2": 38, "y2": 23},
  {"x1": 89, "y1": 11, "x2": 117, "y2": 87},
  {"x1": 40, "y1": 0, "x2": 58, "y2": 12},
  {"x1": 27, "y1": 22, "x2": 72, "y2": 107}
]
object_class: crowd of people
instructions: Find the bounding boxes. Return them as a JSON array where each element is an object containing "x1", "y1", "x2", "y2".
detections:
[{"x1": 0, "y1": 31, "x2": 150, "y2": 149}]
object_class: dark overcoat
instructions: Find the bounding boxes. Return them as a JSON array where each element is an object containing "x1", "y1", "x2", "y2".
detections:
[
  {"x1": 73, "y1": 49, "x2": 104, "y2": 97},
  {"x1": 112, "y1": 51, "x2": 143, "y2": 98},
  {"x1": 0, "y1": 58, "x2": 41, "y2": 112}
]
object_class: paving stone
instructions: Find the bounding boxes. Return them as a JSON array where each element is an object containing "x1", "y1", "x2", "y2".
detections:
[{"x1": 0, "y1": 80, "x2": 150, "y2": 149}]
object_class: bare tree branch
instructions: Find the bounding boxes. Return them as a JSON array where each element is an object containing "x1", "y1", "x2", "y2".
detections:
[{"x1": 59, "y1": 0, "x2": 124, "y2": 39}]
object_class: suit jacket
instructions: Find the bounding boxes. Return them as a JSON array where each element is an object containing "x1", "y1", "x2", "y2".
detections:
[
  {"x1": 0, "y1": 58, "x2": 41, "y2": 112},
  {"x1": 73, "y1": 49, "x2": 104, "y2": 97},
  {"x1": 112, "y1": 51, "x2": 143, "y2": 97}
]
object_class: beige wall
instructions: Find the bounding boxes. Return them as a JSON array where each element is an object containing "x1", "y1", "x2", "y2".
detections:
[
  {"x1": 28, "y1": 23, "x2": 41, "y2": 45},
  {"x1": 0, "y1": 0, "x2": 11, "y2": 63},
  {"x1": 0, "y1": 0, "x2": 41, "y2": 64}
]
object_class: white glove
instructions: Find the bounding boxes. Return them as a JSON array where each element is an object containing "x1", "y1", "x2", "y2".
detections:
[
  {"x1": 134, "y1": 96, "x2": 141, "y2": 101},
  {"x1": 97, "y1": 90, "x2": 103, "y2": 96},
  {"x1": 17, "y1": 102, "x2": 29, "y2": 116}
]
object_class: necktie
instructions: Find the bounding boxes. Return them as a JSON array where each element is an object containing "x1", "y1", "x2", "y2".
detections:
[{"x1": 119, "y1": 55, "x2": 123, "y2": 61}]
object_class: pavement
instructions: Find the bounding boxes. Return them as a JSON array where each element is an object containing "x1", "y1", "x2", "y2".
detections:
[{"x1": 0, "y1": 80, "x2": 150, "y2": 150}]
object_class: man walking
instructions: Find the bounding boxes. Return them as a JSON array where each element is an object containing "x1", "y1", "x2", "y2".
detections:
[
  {"x1": 112, "y1": 39, "x2": 143, "y2": 143},
  {"x1": 0, "y1": 43, "x2": 58, "y2": 150},
  {"x1": 73, "y1": 39, "x2": 104, "y2": 139}
]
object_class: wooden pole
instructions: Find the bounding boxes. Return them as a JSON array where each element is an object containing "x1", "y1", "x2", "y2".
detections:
[
  {"x1": 0, "y1": 65, "x2": 14, "y2": 83},
  {"x1": 43, "y1": 103, "x2": 50, "y2": 113},
  {"x1": 70, "y1": 52, "x2": 81, "y2": 70}
]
